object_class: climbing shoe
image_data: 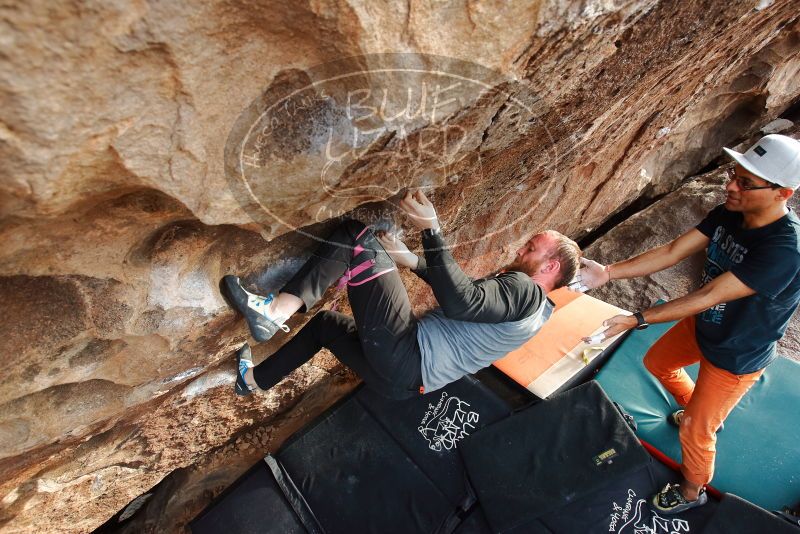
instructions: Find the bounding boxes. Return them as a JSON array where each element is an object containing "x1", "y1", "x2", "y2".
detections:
[
  {"x1": 235, "y1": 343, "x2": 256, "y2": 396},
  {"x1": 667, "y1": 409, "x2": 723, "y2": 433},
  {"x1": 221, "y1": 275, "x2": 290, "y2": 343},
  {"x1": 650, "y1": 483, "x2": 707, "y2": 515}
]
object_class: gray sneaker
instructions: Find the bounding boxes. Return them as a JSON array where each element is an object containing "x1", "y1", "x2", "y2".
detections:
[
  {"x1": 650, "y1": 483, "x2": 707, "y2": 515},
  {"x1": 221, "y1": 275, "x2": 289, "y2": 343}
]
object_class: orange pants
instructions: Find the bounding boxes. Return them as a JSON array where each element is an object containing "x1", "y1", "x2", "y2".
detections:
[{"x1": 643, "y1": 316, "x2": 764, "y2": 486}]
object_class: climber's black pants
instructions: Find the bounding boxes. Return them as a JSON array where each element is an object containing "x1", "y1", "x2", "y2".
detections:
[{"x1": 252, "y1": 220, "x2": 423, "y2": 400}]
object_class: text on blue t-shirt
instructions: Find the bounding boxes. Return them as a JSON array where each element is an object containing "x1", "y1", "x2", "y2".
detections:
[{"x1": 694, "y1": 205, "x2": 800, "y2": 374}]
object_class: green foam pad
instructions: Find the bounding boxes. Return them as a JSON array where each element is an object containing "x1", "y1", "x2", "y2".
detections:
[{"x1": 595, "y1": 321, "x2": 800, "y2": 511}]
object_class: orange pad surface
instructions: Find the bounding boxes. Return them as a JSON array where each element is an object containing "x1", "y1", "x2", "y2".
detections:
[{"x1": 493, "y1": 288, "x2": 628, "y2": 398}]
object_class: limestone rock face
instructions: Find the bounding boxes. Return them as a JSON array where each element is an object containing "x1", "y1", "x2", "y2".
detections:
[
  {"x1": 585, "y1": 171, "x2": 727, "y2": 312},
  {"x1": 1, "y1": 1, "x2": 799, "y2": 532}
]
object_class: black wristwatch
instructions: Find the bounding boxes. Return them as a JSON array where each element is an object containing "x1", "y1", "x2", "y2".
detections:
[
  {"x1": 421, "y1": 227, "x2": 441, "y2": 238},
  {"x1": 633, "y1": 311, "x2": 649, "y2": 330}
]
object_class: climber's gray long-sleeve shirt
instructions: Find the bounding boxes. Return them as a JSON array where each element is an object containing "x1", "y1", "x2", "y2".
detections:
[{"x1": 411, "y1": 231, "x2": 553, "y2": 392}]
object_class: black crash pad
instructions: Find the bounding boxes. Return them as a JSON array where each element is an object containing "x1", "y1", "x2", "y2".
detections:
[
  {"x1": 536, "y1": 457, "x2": 718, "y2": 534},
  {"x1": 190, "y1": 376, "x2": 509, "y2": 534},
  {"x1": 460, "y1": 458, "x2": 720, "y2": 534},
  {"x1": 278, "y1": 396, "x2": 455, "y2": 533},
  {"x1": 704, "y1": 493, "x2": 799, "y2": 534},
  {"x1": 460, "y1": 381, "x2": 651, "y2": 533},
  {"x1": 275, "y1": 375, "x2": 511, "y2": 533},
  {"x1": 189, "y1": 458, "x2": 311, "y2": 534},
  {"x1": 355, "y1": 376, "x2": 511, "y2": 507},
  {"x1": 452, "y1": 506, "x2": 552, "y2": 534},
  {"x1": 452, "y1": 506, "x2": 493, "y2": 534}
]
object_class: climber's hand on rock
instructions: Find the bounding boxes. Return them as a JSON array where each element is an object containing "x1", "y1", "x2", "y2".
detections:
[
  {"x1": 582, "y1": 314, "x2": 636, "y2": 343},
  {"x1": 572, "y1": 257, "x2": 610, "y2": 292},
  {"x1": 400, "y1": 189, "x2": 440, "y2": 231},
  {"x1": 376, "y1": 231, "x2": 420, "y2": 269}
]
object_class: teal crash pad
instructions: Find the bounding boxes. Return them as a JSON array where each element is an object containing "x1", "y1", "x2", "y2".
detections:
[{"x1": 595, "y1": 320, "x2": 800, "y2": 511}]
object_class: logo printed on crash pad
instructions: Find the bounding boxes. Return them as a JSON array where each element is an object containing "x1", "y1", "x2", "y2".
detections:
[
  {"x1": 593, "y1": 447, "x2": 619, "y2": 466},
  {"x1": 417, "y1": 392, "x2": 479, "y2": 452},
  {"x1": 607, "y1": 488, "x2": 691, "y2": 533}
]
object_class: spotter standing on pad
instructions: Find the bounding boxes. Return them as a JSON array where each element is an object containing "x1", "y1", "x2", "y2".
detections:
[
  {"x1": 577, "y1": 134, "x2": 800, "y2": 514},
  {"x1": 222, "y1": 190, "x2": 580, "y2": 400}
]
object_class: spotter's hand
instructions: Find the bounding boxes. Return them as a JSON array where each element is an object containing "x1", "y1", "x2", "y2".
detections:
[
  {"x1": 376, "y1": 231, "x2": 419, "y2": 269},
  {"x1": 399, "y1": 190, "x2": 441, "y2": 231},
  {"x1": 582, "y1": 314, "x2": 637, "y2": 343},
  {"x1": 569, "y1": 257, "x2": 611, "y2": 292}
]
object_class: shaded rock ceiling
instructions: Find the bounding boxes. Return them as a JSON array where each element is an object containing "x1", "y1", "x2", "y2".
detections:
[{"x1": 1, "y1": 1, "x2": 799, "y2": 531}]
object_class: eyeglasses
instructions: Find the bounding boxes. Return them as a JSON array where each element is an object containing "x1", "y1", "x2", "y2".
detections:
[{"x1": 725, "y1": 168, "x2": 780, "y2": 191}]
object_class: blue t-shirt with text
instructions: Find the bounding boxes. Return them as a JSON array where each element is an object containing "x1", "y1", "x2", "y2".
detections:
[{"x1": 695, "y1": 205, "x2": 800, "y2": 374}]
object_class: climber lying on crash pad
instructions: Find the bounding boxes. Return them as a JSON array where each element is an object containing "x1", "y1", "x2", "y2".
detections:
[{"x1": 221, "y1": 189, "x2": 581, "y2": 400}]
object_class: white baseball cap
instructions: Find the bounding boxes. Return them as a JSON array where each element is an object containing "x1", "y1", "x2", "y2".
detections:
[{"x1": 723, "y1": 134, "x2": 800, "y2": 189}]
